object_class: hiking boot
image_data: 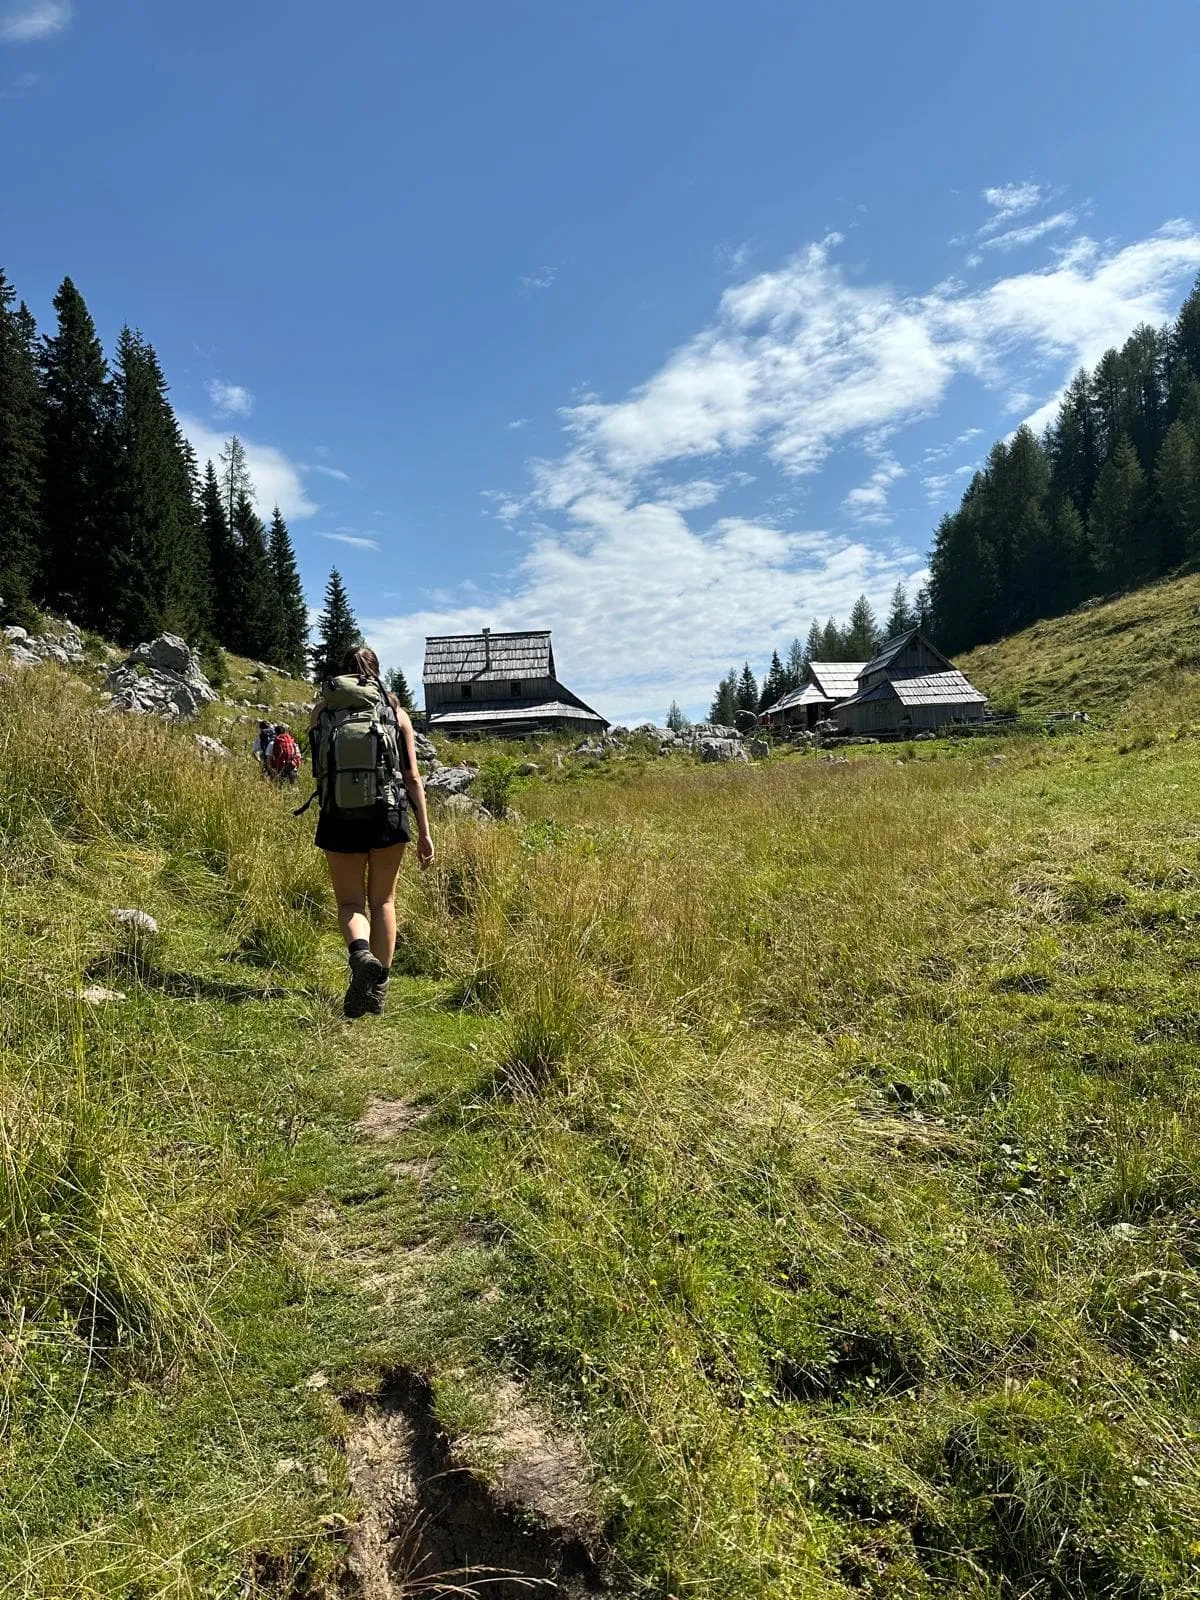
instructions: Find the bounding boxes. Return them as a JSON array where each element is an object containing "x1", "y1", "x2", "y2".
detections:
[
  {"x1": 343, "y1": 947, "x2": 385, "y2": 1019},
  {"x1": 364, "y1": 977, "x2": 389, "y2": 1017}
]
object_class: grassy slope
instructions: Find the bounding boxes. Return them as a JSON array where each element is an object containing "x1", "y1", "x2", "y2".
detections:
[
  {"x1": 4, "y1": 645, "x2": 1200, "y2": 1598},
  {"x1": 958, "y1": 568, "x2": 1200, "y2": 718}
]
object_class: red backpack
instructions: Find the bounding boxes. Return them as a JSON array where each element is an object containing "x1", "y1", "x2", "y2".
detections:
[{"x1": 268, "y1": 732, "x2": 301, "y2": 774}]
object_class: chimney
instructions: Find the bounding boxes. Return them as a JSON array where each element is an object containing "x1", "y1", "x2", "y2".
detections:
[{"x1": 482, "y1": 627, "x2": 491, "y2": 669}]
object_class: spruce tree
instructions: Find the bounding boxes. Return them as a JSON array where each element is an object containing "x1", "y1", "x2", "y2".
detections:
[
  {"x1": 844, "y1": 594, "x2": 880, "y2": 659},
  {"x1": 107, "y1": 327, "x2": 204, "y2": 642},
  {"x1": 266, "y1": 505, "x2": 308, "y2": 672},
  {"x1": 820, "y1": 617, "x2": 844, "y2": 659},
  {"x1": 386, "y1": 666, "x2": 414, "y2": 712},
  {"x1": 758, "y1": 649, "x2": 785, "y2": 710},
  {"x1": 1175, "y1": 277, "x2": 1200, "y2": 386},
  {"x1": 735, "y1": 662, "x2": 758, "y2": 714},
  {"x1": 200, "y1": 460, "x2": 240, "y2": 647},
  {"x1": 709, "y1": 668, "x2": 738, "y2": 726},
  {"x1": 219, "y1": 435, "x2": 252, "y2": 527},
  {"x1": 803, "y1": 619, "x2": 824, "y2": 665},
  {"x1": 1089, "y1": 437, "x2": 1149, "y2": 587},
  {"x1": 1155, "y1": 421, "x2": 1200, "y2": 565},
  {"x1": 309, "y1": 568, "x2": 363, "y2": 682},
  {"x1": 0, "y1": 272, "x2": 43, "y2": 623},
  {"x1": 885, "y1": 582, "x2": 916, "y2": 638},
  {"x1": 231, "y1": 492, "x2": 274, "y2": 658},
  {"x1": 37, "y1": 276, "x2": 112, "y2": 625},
  {"x1": 665, "y1": 699, "x2": 689, "y2": 732},
  {"x1": 784, "y1": 636, "x2": 806, "y2": 687}
]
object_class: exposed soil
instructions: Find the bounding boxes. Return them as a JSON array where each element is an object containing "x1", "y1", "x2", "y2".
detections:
[
  {"x1": 357, "y1": 1097, "x2": 430, "y2": 1142},
  {"x1": 341, "y1": 1369, "x2": 612, "y2": 1599}
]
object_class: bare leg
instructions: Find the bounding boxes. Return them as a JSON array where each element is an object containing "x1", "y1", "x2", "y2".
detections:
[
  {"x1": 324, "y1": 851, "x2": 370, "y2": 947},
  {"x1": 366, "y1": 844, "x2": 406, "y2": 968}
]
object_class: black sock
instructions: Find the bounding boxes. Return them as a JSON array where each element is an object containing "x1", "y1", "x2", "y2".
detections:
[
  {"x1": 378, "y1": 966, "x2": 391, "y2": 981},
  {"x1": 348, "y1": 938, "x2": 369, "y2": 957}
]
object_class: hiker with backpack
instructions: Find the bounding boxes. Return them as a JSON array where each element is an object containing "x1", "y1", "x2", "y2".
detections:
[
  {"x1": 304, "y1": 646, "x2": 434, "y2": 1018},
  {"x1": 251, "y1": 719, "x2": 272, "y2": 772},
  {"x1": 266, "y1": 724, "x2": 302, "y2": 785}
]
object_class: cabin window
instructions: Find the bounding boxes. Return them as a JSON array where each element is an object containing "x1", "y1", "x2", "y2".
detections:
[
  {"x1": 461, "y1": 683, "x2": 472, "y2": 699},
  {"x1": 510, "y1": 680, "x2": 521, "y2": 696}
]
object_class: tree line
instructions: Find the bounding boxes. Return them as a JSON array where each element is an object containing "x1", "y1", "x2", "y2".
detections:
[
  {"x1": 0, "y1": 268, "x2": 309, "y2": 673},
  {"x1": 928, "y1": 275, "x2": 1200, "y2": 654},
  {"x1": 703, "y1": 583, "x2": 923, "y2": 723}
]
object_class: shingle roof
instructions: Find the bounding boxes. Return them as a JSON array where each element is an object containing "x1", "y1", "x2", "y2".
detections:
[
  {"x1": 841, "y1": 670, "x2": 986, "y2": 709},
  {"x1": 428, "y1": 699, "x2": 606, "y2": 727},
  {"x1": 423, "y1": 630, "x2": 553, "y2": 685},
  {"x1": 808, "y1": 661, "x2": 867, "y2": 700},
  {"x1": 861, "y1": 628, "x2": 954, "y2": 678}
]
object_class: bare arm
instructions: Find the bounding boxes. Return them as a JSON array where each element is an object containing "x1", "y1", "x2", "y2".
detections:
[{"x1": 394, "y1": 703, "x2": 434, "y2": 868}]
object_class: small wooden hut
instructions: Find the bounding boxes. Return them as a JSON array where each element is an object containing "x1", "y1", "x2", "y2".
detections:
[
  {"x1": 834, "y1": 629, "x2": 985, "y2": 735},
  {"x1": 761, "y1": 661, "x2": 867, "y2": 731},
  {"x1": 422, "y1": 628, "x2": 607, "y2": 738}
]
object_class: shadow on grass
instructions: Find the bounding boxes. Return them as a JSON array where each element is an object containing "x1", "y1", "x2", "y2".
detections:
[{"x1": 87, "y1": 950, "x2": 305, "y2": 1004}]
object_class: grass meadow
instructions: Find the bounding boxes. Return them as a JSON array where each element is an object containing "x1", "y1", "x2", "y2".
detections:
[{"x1": 2, "y1": 655, "x2": 1200, "y2": 1597}]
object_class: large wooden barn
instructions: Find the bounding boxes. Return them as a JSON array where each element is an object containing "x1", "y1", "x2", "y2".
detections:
[
  {"x1": 422, "y1": 628, "x2": 608, "y2": 738},
  {"x1": 761, "y1": 660, "x2": 867, "y2": 731},
  {"x1": 834, "y1": 629, "x2": 986, "y2": 735}
]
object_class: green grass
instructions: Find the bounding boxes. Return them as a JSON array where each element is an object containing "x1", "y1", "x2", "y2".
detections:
[
  {"x1": 4, "y1": 657, "x2": 1200, "y2": 1597},
  {"x1": 959, "y1": 565, "x2": 1200, "y2": 718}
]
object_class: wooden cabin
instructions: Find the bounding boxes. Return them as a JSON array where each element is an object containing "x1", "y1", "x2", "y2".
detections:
[
  {"x1": 834, "y1": 629, "x2": 985, "y2": 736},
  {"x1": 761, "y1": 661, "x2": 867, "y2": 731},
  {"x1": 422, "y1": 628, "x2": 608, "y2": 738}
]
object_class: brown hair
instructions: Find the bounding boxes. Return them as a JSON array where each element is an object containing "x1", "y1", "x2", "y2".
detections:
[{"x1": 343, "y1": 645, "x2": 381, "y2": 681}]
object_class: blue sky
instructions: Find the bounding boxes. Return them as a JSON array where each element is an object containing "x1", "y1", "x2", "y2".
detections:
[{"x1": 2, "y1": 0, "x2": 1198, "y2": 722}]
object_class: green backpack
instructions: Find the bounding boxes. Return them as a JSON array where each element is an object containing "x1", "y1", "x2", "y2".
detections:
[{"x1": 309, "y1": 675, "x2": 404, "y2": 821}]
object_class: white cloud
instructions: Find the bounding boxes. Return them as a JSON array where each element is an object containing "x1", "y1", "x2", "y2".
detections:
[
  {"x1": 508, "y1": 417, "x2": 532, "y2": 430},
  {"x1": 207, "y1": 379, "x2": 254, "y2": 418},
  {"x1": 980, "y1": 182, "x2": 1044, "y2": 232},
  {"x1": 0, "y1": 0, "x2": 71, "y2": 43},
  {"x1": 843, "y1": 456, "x2": 906, "y2": 523},
  {"x1": 923, "y1": 464, "x2": 975, "y2": 502},
  {"x1": 362, "y1": 217, "x2": 1200, "y2": 723},
  {"x1": 717, "y1": 240, "x2": 755, "y2": 275},
  {"x1": 311, "y1": 463, "x2": 351, "y2": 481},
  {"x1": 979, "y1": 211, "x2": 1077, "y2": 254},
  {"x1": 316, "y1": 531, "x2": 380, "y2": 551},
  {"x1": 179, "y1": 415, "x2": 317, "y2": 521},
  {"x1": 519, "y1": 266, "x2": 557, "y2": 293}
]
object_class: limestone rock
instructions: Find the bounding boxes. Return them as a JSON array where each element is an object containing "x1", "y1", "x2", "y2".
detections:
[
  {"x1": 81, "y1": 985, "x2": 127, "y2": 1004},
  {"x1": 699, "y1": 737, "x2": 748, "y2": 764},
  {"x1": 111, "y1": 908, "x2": 159, "y2": 934},
  {"x1": 440, "y1": 792, "x2": 490, "y2": 820},
  {"x1": 413, "y1": 730, "x2": 437, "y2": 764},
  {"x1": 748, "y1": 738, "x2": 770, "y2": 760},
  {"x1": 424, "y1": 763, "x2": 477, "y2": 796},
  {"x1": 194, "y1": 734, "x2": 231, "y2": 759},
  {"x1": 104, "y1": 634, "x2": 217, "y2": 721}
]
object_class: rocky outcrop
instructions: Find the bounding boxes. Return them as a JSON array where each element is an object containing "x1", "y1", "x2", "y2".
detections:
[
  {"x1": 103, "y1": 634, "x2": 218, "y2": 720},
  {"x1": 699, "y1": 737, "x2": 748, "y2": 764},
  {"x1": 4, "y1": 619, "x2": 87, "y2": 670},
  {"x1": 193, "y1": 734, "x2": 231, "y2": 759},
  {"x1": 424, "y1": 763, "x2": 478, "y2": 797}
]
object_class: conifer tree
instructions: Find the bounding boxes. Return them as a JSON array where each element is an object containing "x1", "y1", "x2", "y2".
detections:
[
  {"x1": 735, "y1": 662, "x2": 758, "y2": 714},
  {"x1": 665, "y1": 699, "x2": 689, "y2": 732},
  {"x1": 386, "y1": 666, "x2": 414, "y2": 712},
  {"x1": 1089, "y1": 437, "x2": 1149, "y2": 587},
  {"x1": 107, "y1": 328, "x2": 205, "y2": 642},
  {"x1": 200, "y1": 460, "x2": 240, "y2": 647},
  {"x1": 1155, "y1": 421, "x2": 1200, "y2": 565},
  {"x1": 820, "y1": 617, "x2": 844, "y2": 659},
  {"x1": 885, "y1": 582, "x2": 916, "y2": 638},
  {"x1": 784, "y1": 635, "x2": 806, "y2": 687},
  {"x1": 37, "y1": 277, "x2": 112, "y2": 625},
  {"x1": 1175, "y1": 277, "x2": 1200, "y2": 388},
  {"x1": 266, "y1": 506, "x2": 308, "y2": 672},
  {"x1": 0, "y1": 271, "x2": 43, "y2": 623},
  {"x1": 843, "y1": 594, "x2": 880, "y2": 659},
  {"x1": 709, "y1": 668, "x2": 738, "y2": 726},
  {"x1": 219, "y1": 435, "x2": 252, "y2": 528},
  {"x1": 803, "y1": 619, "x2": 824, "y2": 665},
  {"x1": 309, "y1": 568, "x2": 362, "y2": 682},
  {"x1": 231, "y1": 492, "x2": 274, "y2": 658},
  {"x1": 758, "y1": 649, "x2": 785, "y2": 710}
]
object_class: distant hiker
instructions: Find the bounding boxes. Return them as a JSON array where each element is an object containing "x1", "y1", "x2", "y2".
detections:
[
  {"x1": 266, "y1": 724, "x2": 301, "y2": 785},
  {"x1": 303, "y1": 646, "x2": 434, "y2": 1018},
  {"x1": 251, "y1": 719, "x2": 272, "y2": 770}
]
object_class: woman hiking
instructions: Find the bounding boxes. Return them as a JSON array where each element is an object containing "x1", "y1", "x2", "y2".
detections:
[{"x1": 308, "y1": 646, "x2": 434, "y2": 1018}]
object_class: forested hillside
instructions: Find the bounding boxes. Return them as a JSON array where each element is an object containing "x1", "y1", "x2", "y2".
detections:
[
  {"x1": 0, "y1": 269, "x2": 308, "y2": 671},
  {"x1": 927, "y1": 276, "x2": 1200, "y2": 654}
]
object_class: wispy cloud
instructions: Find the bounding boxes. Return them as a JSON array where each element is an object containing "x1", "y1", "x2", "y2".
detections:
[
  {"x1": 979, "y1": 181, "x2": 1044, "y2": 233},
  {"x1": 207, "y1": 379, "x2": 254, "y2": 418},
  {"x1": 519, "y1": 265, "x2": 557, "y2": 293},
  {"x1": 363, "y1": 219, "x2": 1200, "y2": 723},
  {"x1": 317, "y1": 531, "x2": 380, "y2": 551},
  {"x1": 179, "y1": 416, "x2": 316, "y2": 521},
  {"x1": 923, "y1": 465, "x2": 975, "y2": 502},
  {"x1": 716, "y1": 240, "x2": 755, "y2": 275},
  {"x1": 0, "y1": 0, "x2": 71, "y2": 43},
  {"x1": 311, "y1": 463, "x2": 351, "y2": 481},
  {"x1": 978, "y1": 211, "x2": 1077, "y2": 255},
  {"x1": 507, "y1": 417, "x2": 532, "y2": 430}
]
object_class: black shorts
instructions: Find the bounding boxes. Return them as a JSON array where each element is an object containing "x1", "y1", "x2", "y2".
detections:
[{"x1": 315, "y1": 800, "x2": 410, "y2": 855}]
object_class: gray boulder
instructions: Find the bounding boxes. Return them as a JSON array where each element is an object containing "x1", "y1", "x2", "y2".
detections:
[
  {"x1": 748, "y1": 738, "x2": 771, "y2": 760},
  {"x1": 699, "y1": 738, "x2": 748, "y2": 763},
  {"x1": 194, "y1": 734, "x2": 231, "y2": 759},
  {"x1": 127, "y1": 634, "x2": 194, "y2": 676},
  {"x1": 440, "y1": 792, "x2": 490, "y2": 820},
  {"x1": 3, "y1": 625, "x2": 28, "y2": 643},
  {"x1": 104, "y1": 634, "x2": 217, "y2": 721},
  {"x1": 111, "y1": 908, "x2": 159, "y2": 934},
  {"x1": 413, "y1": 730, "x2": 437, "y2": 764},
  {"x1": 425, "y1": 763, "x2": 477, "y2": 797}
]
